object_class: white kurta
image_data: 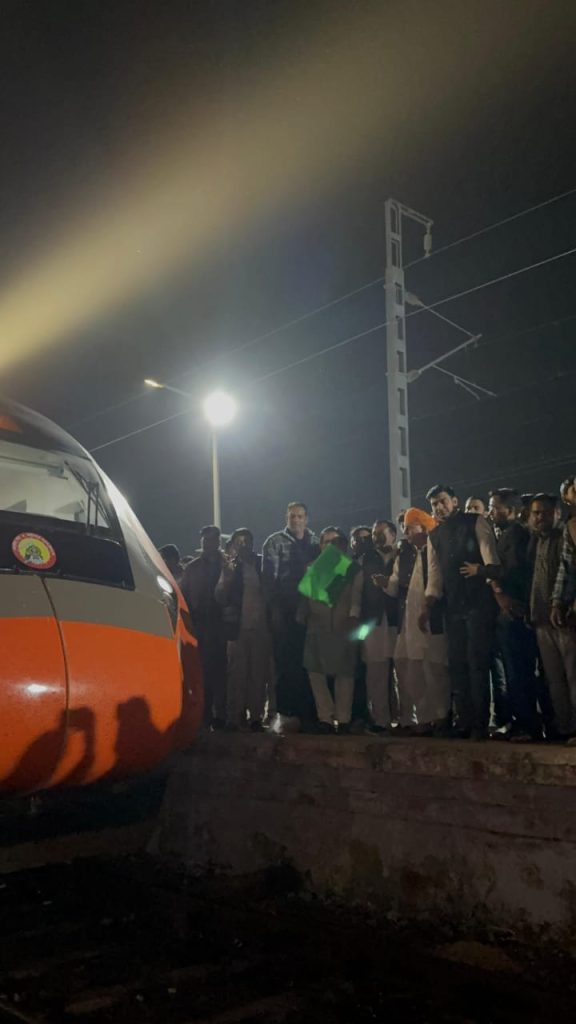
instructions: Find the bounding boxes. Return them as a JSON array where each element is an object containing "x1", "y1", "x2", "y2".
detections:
[
  {"x1": 348, "y1": 566, "x2": 397, "y2": 664},
  {"x1": 362, "y1": 621, "x2": 397, "y2": 663},
  {"x1": 386, "y1": 549, "x2": 450, "y2": 725},
  {"x1": 393, "y1": 555, "x2": 447, "y2": 664}
]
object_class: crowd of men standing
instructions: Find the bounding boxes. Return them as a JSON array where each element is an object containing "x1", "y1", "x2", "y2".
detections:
[{"x1": 159, "y1": 476, "x2": 576, "y2": 744}]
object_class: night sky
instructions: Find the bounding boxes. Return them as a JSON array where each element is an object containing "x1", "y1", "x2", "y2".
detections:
[{"x1": 1, "y1": 0, "x2": 576, "y2": 552}]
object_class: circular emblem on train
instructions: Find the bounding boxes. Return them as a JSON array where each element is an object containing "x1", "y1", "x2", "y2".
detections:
[{"x1": 12, "y1": 533, "x2": 57, "y2": 570}]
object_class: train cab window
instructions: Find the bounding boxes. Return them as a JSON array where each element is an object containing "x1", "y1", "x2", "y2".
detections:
[
  {"x1": 0, "y1": 439, "x2": 113, "y2": 532},
  {"x1": 0, "y1": 438, "x2": 134, "y2": 588}
]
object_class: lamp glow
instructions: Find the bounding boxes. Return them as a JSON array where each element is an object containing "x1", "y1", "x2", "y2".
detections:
[
  {"x1": 144, "y1": 378, "x2": 163, "y2": 389},
  {"x1": 203, "y1": 390, "x2": 237, "y2": 428}
]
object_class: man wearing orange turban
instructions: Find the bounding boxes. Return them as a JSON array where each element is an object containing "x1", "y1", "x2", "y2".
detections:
[
  {"x1": 376, "y1": 508, "x2": 450, "y2": 734},
  {"x1": 403, "y1": 508, "x2": 437, "y2": 534}
]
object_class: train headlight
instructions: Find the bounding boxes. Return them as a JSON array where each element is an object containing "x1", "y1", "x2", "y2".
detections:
[{"x1": 157, "y1": 575, "x2": 178, "y2": 632}]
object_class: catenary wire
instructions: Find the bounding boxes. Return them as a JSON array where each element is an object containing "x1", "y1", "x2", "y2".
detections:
[
  {"x1": 177, "y1": 184, "x2": 576, "y2": 368},
  {"x1": 233, "y1": 244, "x2": 576, "y2": 385},
  {"x1": 403, "y1": 183, "x2": 576, "y2": 270},
  {"x1": 90, "y1": 246, "x2": 576, "y2": 452},
  {"x1": 444, "y1": 452, "x2": 576, "y2": 493},
  {"x1": 78, "y1": 184, "x2": 576, "y2": 427}
]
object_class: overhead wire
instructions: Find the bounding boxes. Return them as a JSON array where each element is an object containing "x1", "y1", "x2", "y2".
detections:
[
  {"x1": 403, "y1": 183, "x2": 576, "y2": 270},
  {"x1": 78, "y1": 183, "x2": 576, "y2": 427},
  {"x1": 227, "y1": 243, "x2": 576, "y2": 386},
  {"x1": 90, "y1": 411, "x2": 186, "y2": 452},
  {"x1": 411, "y1": 365, "x2": 576, "y2": 425},
  {"x1": 431, "y1": 364, "x2": 496, "y2": 399},
  {"x1": 409, "y1": 310, "x2": 576, "y2": 425},
  {"x1": 179, "y1": 182, "x2": 576, "y2": 367},
  {"x1": 419, "y1": 305, "x2": 478, "y2": 338},
  {"x1": 442, "y1": 451, "x2": 576, "y2": 494},
  {"x1": 90, "y1": 243, "x2": 576, "y2": 453},
  {"x1": 329, "y1": 447, "x2": 576, "y2": 518},
  {"x1": 409, "y1": 310, "x2": 576, "y2": 422},
  {"x1": 467, "y1": 310, "x2": 576, "y2": 353}
]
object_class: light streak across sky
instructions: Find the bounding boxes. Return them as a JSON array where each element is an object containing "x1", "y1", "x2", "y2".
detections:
[{"x1": 0, "y1": 3, "x2": 556, "y2": 374}]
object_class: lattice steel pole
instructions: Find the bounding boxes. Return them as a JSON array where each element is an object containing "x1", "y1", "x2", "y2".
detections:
[{"x1": 384, "y1": 199, "x2": 432, "y2": 519}]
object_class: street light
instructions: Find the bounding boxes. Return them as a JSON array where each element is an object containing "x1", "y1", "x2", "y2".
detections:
[
  {"x1": 202, "y1": 391, "x2": 237, "y2": 530},
  {"x1": 144, "y1": 379, "x2": 193, "y2": 398},
  {"x1": 144, "y1": 379, "x2": 237, "y2": 530},
  {"x1": 202, "y1": 390, "x2": 237, "y2": 428}
]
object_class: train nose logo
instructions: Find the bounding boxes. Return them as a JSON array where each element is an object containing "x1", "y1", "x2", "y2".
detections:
[{"x1": 12, "y1": 533, "x2": 57, "y2": 570}]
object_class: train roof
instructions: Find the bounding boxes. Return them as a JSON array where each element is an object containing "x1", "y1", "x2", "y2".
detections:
[{"x1": 0, "y1": 398, "x2": 90, "y2": 460}]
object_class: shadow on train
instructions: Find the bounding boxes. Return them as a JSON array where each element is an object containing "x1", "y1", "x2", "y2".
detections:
[{"x1": 0, "y1": 697, "x2": 184, "y2": 847}]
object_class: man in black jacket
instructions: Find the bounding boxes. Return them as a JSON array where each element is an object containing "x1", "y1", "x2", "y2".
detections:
[
  {"x1": 419, "y1": 484, "x2": 500, "y2": 739},
  {"x1": 358, "y1": 519, "x2": 399, "y2": 732},
  {"x1": 216, "y1": 529, "x2": 271, "y2": 731},
  {"x1": 486, "y1": 488, "x2": 539, "y2": 741},
  {"x1": 528, "y1": 494, "x2": 576, "y2": 740},
  {"x1": 180, "y1": 525, "x2": 227, "y2": 729},
  {"x1": 262, "y1": 502, "x2": 320, "y2": 724}
]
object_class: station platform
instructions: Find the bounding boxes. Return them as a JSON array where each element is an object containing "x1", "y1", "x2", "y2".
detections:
[{"x1": 153, "y1": 733, "x2": 576, "y2": 943}]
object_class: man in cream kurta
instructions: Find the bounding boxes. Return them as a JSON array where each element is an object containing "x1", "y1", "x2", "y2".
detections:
[{"x1": 382, "y1": 508, "x2": 450, "y2": 731}]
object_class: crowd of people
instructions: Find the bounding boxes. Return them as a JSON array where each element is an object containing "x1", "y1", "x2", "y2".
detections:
[{"x1": 158, "y1": 477, "x2": 576, "y2": 744}]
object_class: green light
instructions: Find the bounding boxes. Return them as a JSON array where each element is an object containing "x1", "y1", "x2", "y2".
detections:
[{"x1": 350, "y1": 620, "x2": 376, "y2": 642}]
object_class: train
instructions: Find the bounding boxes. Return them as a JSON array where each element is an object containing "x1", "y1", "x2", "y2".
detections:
[{"x1": 0, "y1": 397, "x2": 203, "y2": 809}]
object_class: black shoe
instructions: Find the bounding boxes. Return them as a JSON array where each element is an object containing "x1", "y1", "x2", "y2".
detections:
[
  {"x1": 432, "y1": 721, "x2": 452, "y2": 739},
  {"x1": 471, "y1": 729, "x2": 489, "y2": 742},
  {"x1": 509, "y1": 732, "x2": 534, "y2": 744},
  {"x1": 316, "y1": 721, "x2": 336, "y2": 735},
  {"x1": 250, "y1": 720, "x2": 265, "y2": 733},
  {"x1": 300, "y1": 719, "x2": 320, "y2": 734},
  {"x1": 365, "y1": 723, "x2": 390, "y2": 736},
  {"x1": 337, "y1": 722, "x2": 352, "y2": 735},
  {"x1": 450, "y1": 728, "x2": 471, "y2": 740},
  {"x1": 490, "y1": 725, "x2": 511, "y2": 741},
  {"x1": 544, "y1": 726, "x2": 563, "y2": 743},
  {"x1": 210, "y1": 717, "x2": 226, "y2": 732},
  {"x1": 410, "y1": 724, "x2": 434, "y2": 737}
]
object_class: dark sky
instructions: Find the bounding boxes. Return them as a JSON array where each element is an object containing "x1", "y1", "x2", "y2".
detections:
[{"x1": 1, "y1": 0, "x2": 576, "y2": 550}]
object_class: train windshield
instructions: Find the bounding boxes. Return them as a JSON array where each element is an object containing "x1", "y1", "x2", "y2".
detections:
[{"x1": 0, "y1": 438, "x2": 113, "y2": 533}]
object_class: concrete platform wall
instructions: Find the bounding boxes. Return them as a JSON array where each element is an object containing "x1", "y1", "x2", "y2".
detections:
[{"x1": 153, "y1": 735, "x2": 576, "y2": 942}]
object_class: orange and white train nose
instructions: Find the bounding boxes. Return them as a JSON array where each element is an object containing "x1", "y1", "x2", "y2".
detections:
[
  {"x1": 0, "y1": 574, "x2": 68, "y2": 793},
  {"x1": 0, "y1": 572, "x2": 200, "y2": 794},
  {"x1": 0, "y1": 397, "x2": 203, "y2": 796}
]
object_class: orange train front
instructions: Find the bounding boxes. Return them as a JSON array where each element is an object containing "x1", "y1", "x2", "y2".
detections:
[{"x1": 0, "y1": 398, "x2": 203, "y2": 797}]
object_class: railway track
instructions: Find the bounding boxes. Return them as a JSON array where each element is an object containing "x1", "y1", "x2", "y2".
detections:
[{"x1": 0, "y1": 855, "x2": 574, "y2": 1023}]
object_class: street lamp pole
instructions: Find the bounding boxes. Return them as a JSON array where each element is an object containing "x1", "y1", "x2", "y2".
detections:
[
  {"x1": 145, "y1": 381, "x2": 237, "y2": 532},
  {"x1": 211, "y1": 430, "x2": 221, "y2": 530},
  {"x1": 202, "y1": 390, "x2": 237, "y2": 531}
]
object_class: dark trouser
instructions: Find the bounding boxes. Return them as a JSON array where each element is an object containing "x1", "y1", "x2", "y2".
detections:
[
  {"x1": 535, "y1": 625, "x2": 576, "y2": 736},
  {"x1": 226, "y1": 629, "x2": 272, "y2": 726},
  {"x1": 198, "y1": 627, "x2": 228, "y2": 725},
  {"x1": 351, "y1": 655, "x2": 367, "y2": 722},
  {"x1": 446, "y1": 609, "x2": 495, "y2": 733},
  {"x1": 271, "y1": 611, "x2": 316, "y2": 722},
  {"x1": 535, "y1": 652, "x2": 557, "y2": 737},
  {"x1": 389, "y1": 660, "x2": 400, "y2": 724},
  {"x1": 496, "y1": 615, "x2": 539, "y2": 735},
  {"x1": 489, "y1": 651, "x2": 510, "y2": 729}
]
